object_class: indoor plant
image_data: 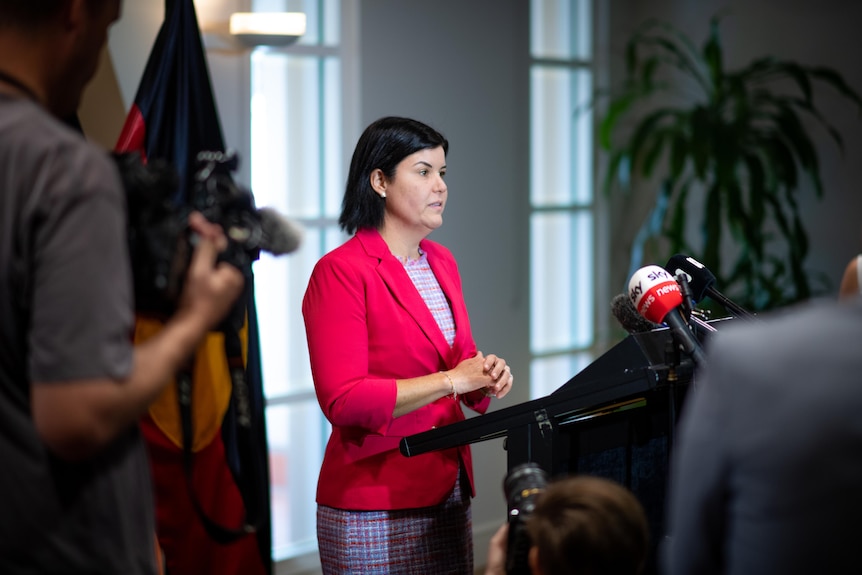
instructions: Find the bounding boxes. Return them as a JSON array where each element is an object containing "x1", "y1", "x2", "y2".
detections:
[{"x1": 600, "y1": 16, "x2": 862, "y2": 312}]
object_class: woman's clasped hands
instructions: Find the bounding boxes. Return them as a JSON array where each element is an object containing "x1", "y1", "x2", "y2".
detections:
[{"x1": 446, "y1": 352, "x2": 514, "y2": 399}]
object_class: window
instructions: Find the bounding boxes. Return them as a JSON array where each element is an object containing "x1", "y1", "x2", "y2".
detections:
[
  {"x1": 248, "y1": 0, "x2": 353, "y2": 562},
  {"x1": 529, "y1": 0, "x2": 596, "y2": 399}
]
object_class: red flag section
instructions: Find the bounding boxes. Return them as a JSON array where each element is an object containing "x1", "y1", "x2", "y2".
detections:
[{"x1": 115, "y1": 1, "x2": 271, "y2": 574}]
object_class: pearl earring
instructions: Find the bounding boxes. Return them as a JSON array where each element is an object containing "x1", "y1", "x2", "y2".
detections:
[{"x1": 381, "y1": 192, "x2": 386, "y2": 199}]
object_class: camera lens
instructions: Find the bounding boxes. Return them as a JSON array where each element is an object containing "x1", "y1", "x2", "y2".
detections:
[
  {"x1": 503, "y1": 463, "x2": 548, "y2": 575},
  {"x1": 504, "y1": 463, "x2": 548, "y2": 518}
]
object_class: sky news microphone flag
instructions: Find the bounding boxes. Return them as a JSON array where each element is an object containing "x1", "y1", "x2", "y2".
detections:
[{"x1": 114, "y1": 1, "x2": 271, "y2": 574}]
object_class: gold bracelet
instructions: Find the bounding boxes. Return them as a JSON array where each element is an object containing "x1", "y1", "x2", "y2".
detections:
[{"x1": 440, "y1": 371, "x2": 457, "y2": 399}]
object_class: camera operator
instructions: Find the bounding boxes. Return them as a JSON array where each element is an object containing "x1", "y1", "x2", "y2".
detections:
[
  {"x1": 0, "y1": 2, "x2": 244, "y2": 573},
  {"x1": 485, "y1": 473, "x2": 650, "y2": 575}
]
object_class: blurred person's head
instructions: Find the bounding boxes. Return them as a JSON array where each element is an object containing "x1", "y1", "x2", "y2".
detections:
[
  {"x1": 525, "y1": 475, "x2": 649, "y2": 575},
  {"x1": 0, "y1": 0, "x2": 122, "y2": 117}
]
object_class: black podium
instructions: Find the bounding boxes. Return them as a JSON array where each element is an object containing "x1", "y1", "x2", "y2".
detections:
[{"x1": 400, "y1": 322, "x2": 721, "y2": 572}]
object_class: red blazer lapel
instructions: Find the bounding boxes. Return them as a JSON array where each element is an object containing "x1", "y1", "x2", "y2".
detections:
[
  {"x1": 356, "y1": 229, "x2": 454, "y2": 365},
  {"x1": 422, "y1": 239, "x2": 476, "y2": 367}
]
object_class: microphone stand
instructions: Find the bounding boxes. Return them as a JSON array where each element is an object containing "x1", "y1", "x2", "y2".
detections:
[
  {"x1": 669, "y1": 272, "x2": 706, "y2": 452},
  {"x1": 706, "y1": 287, "x2": 758, "y2": 320},
  {"x1": 672, "y1": 272, "x2": 707, "y2": 367},
  {"x1": 689, "y1": 314, "x2": 717, "y2": 333},
  {"x1": 675, "y1": 272, "x2": 694, "y2": 321}
]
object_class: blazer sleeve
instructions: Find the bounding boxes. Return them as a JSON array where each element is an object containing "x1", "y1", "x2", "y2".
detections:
[
  {"x1": 461, "y1": 390, "x2": 491, "y2": 413},
  {"x1": 302, "y1": 254, "x2": 397, "y2": 436}
]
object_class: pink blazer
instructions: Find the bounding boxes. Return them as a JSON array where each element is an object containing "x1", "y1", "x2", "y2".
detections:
[{"x1": 302, "y1": 228, "x2": 490, "y2": 510}]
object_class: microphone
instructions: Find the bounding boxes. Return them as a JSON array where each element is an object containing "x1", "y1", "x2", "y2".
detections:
[
  {"x1": 257, "y1": 207, "x2": 304, "y2": 255},
  {"x1": 665, "y1": 254, "x2": 756, "y2": 320},
  {"x1": 611, "y1": 293, "x2": 661, "y2": 334},
  {"x1": 674, "y1": 271, "x2": 694, "y2": 320},
  {"x1": 628, "y1": 265, "x2": 707, "y2": 367}
]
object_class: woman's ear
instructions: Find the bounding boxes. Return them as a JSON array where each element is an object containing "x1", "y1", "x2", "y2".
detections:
[{"x1": 369, "y1": 168, "x2": 387, "y2": 198}]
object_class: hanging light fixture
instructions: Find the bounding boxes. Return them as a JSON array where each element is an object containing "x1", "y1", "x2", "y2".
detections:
[{"x1": 229, "y1": 12, "x2": 306, "y2": 48}]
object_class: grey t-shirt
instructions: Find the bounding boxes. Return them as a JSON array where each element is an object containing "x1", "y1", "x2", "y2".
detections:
[{"x1": 0, "y1": 95, "x2": 156, "y2": 574}]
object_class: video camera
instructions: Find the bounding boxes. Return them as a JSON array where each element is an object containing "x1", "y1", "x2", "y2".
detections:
[
  {"x1": 115, "y1": 149, "x2": 264, "y2": 318},
  {"x1": 503, "y1": 462, "x2": 549, "y2": 575}
]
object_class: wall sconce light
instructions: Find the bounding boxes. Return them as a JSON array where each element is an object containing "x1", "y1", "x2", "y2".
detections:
[{"x1": 229, "y1": 12, "x2": 306, "y2": 48}]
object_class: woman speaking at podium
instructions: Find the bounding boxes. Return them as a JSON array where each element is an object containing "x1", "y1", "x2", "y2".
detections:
[{"x1": 302, "y1": 116, "x2": 514, "y2": 574}]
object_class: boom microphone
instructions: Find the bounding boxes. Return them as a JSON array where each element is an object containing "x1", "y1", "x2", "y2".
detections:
[
  {"x1": 628, "y1": 265, "x2": 706, "y2": 366},
  {"x1": 665, "y1": 254, "x2": 756, "y2": 320},
  {"x1": 257, "y1": 207, "x2": 304, "y2": 255},
  {"x1": 611, "y1": 293, "x2": 661, "y2": 334}
]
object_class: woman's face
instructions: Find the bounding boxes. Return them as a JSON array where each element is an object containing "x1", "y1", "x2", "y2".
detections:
[{"x1": 376, "y1": 145, "x2": 448, "y2": 237}]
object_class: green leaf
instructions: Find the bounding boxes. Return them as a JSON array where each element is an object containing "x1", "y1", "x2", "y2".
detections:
[
  {"x1": 688, "y1": 107, "x2": 712, "y2": 179},
  {"x1": 769, "y1": 95, "x2": 846, "y2": 153},
  {"x1": 665, "y1": 179, "x2": 689, "y2": 251},
  {"x1": 627, "y1": 107, "x2": 679, "y2": 173},
  {"x1": 742, "y1": 153, "x2": 767, "y2": 228},
  {"x1": 641, "y1": 129, "x2": 668, "y2": 178},
  {"x1": 734, "y1": 56, "x2": 781, "y2": 83},
  {"x1": 670, "y1": 132, "x2": 689, "y2": 180},
  {"x1": 773, "y1": 62, "x2": 813, "y2": 104},
  {"x1": 602, "y1": 150, "x2": 628, "y2": 196},
  {"x1": 703, "y1": 17, "x2": 724, "y2": 92},
  {"x1": 624, "y1": 32, "x2": 639, "y2": 77},
  {"x1": 641, "y1": 57, "x2": 660, "y2": 88},
  {"x1": 711, "y1": 122, "x2": 741, "y2": 184},
  {"x1": 788, "y1": 214, "x2": 811, "y2": 300},
  {"x1": 760, "y1": 134, "x2": 799, "y2": 191},
  {"x1": 773, "y1": 104, "x2": 823, "y2": 196},
  {"x1": 763, "y1": 193, "x2": 793, "y2": 256},
  {"x1": 629, "y1": 21, "x2": 711, "y2": 95},
  {"x1": 599, "y1": 95, "x2": 631, "y2": 150},
  {"x1": 792, "y1": 213, "x2": 809, "y2": 261},
  {"x1": 702, "y1": 181, "x2": 723, "y2": 270},
  {"x1": 809, "y1": 66, "x2": 862, "y2": 112},
  {"x1": 726, "y1": 181, "x2": 762, "y2": 261}
]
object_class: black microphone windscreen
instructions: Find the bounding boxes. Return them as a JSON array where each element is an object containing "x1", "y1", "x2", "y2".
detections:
[
  {"x1": 665, "y1": 253, "x2": 715, "y2": 303},
  {"x1": 611, "y1": 293, "x2": 661, "y2": 334},
  {"x1": 257, "y1": 207, "x2": 304, "y2": 256}
]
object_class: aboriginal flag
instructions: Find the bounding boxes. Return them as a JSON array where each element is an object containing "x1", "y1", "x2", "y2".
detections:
[{"x1": 114, "y1": 1, "x2": 271, "y2": 574}]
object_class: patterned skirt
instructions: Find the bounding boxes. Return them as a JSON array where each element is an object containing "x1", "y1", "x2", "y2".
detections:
[{"x1": 317, "y1": 469, "x2": 473, "y2": 574}]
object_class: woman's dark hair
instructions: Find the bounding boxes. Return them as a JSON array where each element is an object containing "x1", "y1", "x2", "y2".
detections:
[{"x1": 339, "y1": 116, "x2": 448, "y2": 234}]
